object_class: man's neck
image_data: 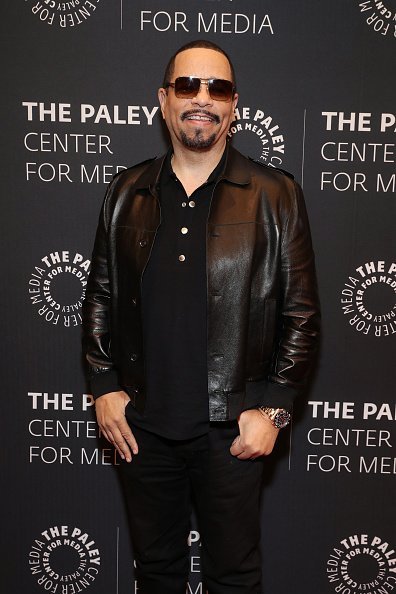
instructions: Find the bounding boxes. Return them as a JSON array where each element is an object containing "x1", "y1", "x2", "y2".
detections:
[{"x1": 171, "y1": 141, "x2": 226, "y2": 196}]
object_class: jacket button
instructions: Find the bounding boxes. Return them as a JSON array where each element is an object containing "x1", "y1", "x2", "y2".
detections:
[
  {"x1": 139, "y1": 239, "x2": 147, "y2": 247},
  {"x1": 130, "y1": 353, "x2": 139, "y2": 362},
  {"x1": 132, "y1": 297, "x2": 137, "y2": 306}
]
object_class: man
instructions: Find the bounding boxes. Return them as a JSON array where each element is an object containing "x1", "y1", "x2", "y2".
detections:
[{"x1": 82, "y1": 40, "x2": 320, "y2": 594}]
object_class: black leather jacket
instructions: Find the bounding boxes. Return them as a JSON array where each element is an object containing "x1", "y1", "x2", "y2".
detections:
[{"x1": 82, "y1": 145, "x2": 320, "y2": 421}]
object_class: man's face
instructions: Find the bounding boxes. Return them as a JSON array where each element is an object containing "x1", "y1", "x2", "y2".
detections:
[{"x1": 158, "y1": 48, "x2": 238, "y2": 152}]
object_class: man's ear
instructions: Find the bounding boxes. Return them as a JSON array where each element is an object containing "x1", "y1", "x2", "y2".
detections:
[
  {"x1": 231, "y1": 92, "x2": 239, "y2": 122},
  {"x1": 158, "y1": 88, "x2": 167, "y2": 120}
]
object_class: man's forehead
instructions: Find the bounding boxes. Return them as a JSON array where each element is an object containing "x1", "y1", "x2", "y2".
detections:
[{"x1": 173, "y1": 47, "x2": 232, "y2": 78}]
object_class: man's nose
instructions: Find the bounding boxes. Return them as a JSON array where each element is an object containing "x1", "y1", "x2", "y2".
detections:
[{"x1": 192, "y1": 82, "x2": 213, "y2": 106}]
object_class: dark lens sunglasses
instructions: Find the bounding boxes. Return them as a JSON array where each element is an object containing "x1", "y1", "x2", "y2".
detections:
[{"x1": 165, "y1": 76, "x2": 235, "y2": 102}]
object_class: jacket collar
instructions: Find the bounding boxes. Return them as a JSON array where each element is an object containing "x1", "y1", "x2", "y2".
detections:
[
  {"x1": 221, "y1": 144, "x2": 251, "y2": 186},
  {"x1": 134, "y1": 143, "x2": 251, "y2": 194}
]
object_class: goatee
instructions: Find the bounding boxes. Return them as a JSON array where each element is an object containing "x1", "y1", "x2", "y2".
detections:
[{"x1": 180, "y1": 130, "x2": 217, "y2": 150}]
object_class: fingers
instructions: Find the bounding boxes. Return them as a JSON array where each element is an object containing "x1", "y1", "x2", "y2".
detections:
[
  {"x1": 121, "y1": 427, "x2": 139, "y2": 456},
  {"x1": 233, "y1": 409, "x2": 279, "y2": 459},
  {"x1": 236, "y1": 445, "x2": 260, "y2": 461},
  {"x1": 229, "y1": 435, "x2": 242, "y2": 457},
  {"x1": 229, "y1": 435, "x2": 253, "y2": 460},
  {"x1": 105, "y1": 419, "x2": 138, "y2": 462},
  {"x1": 95, "y1": 391, "x2": 138, "y2": 463},
  {"x1": 229, "y1": 434, "x2": 272, "y2": 460}
]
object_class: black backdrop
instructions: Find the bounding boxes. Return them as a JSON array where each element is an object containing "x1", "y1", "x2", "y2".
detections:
[{"x1": 2, "y1": 2, "x2": 395, "y2": 593}]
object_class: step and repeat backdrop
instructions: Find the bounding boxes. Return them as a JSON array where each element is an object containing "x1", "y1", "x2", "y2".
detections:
[{"x1": 2, "y1": 1, "x2": 395, "y2": 593}]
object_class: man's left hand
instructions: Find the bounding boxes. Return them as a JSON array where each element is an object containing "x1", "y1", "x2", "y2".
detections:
[{"x1": 229, "y1": 409, "x2": 280, "y2": 460}]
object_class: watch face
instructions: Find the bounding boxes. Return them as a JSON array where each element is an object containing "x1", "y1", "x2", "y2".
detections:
[{"x1": 274, "y1": 410, "x2": 291, "y2": 429}]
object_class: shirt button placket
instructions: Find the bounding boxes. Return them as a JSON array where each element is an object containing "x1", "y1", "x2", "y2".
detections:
[{"x1": 178, "y1": 193, "x2": 195, "y2": 263}]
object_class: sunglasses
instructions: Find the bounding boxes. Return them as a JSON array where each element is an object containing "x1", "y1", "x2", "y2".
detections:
[{"x1": 165, "y1": 76, "x2": 235, "y2": 102}]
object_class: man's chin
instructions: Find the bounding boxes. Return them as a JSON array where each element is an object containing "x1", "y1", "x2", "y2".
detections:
[{"x1": 180, "y1": 130, "x2": 217, "y2": 150}]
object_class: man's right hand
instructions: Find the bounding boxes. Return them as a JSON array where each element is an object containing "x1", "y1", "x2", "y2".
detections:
[{"x1": 94, "y1": 391, "x2": 138, "y2": 463}]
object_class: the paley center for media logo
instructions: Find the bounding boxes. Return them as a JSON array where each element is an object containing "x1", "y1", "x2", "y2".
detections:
[
  {"x1": 28, "y1": 524, "x2": 101, "y2": 593},
  {"x1": 356, "y1": 1, "x2": 396, "y2": 39},
  {"x1": 340, "y1": 260, "x2": 396, "y2": 337},
  {"x1": 327, "y1": 533, "x2": 396, "y2": 594},
  {"x1": 228, "y1": 106, "x2": 286, "y2": 168},
  {"x1": 28, "y1": 250, "x2": 91, "y2": 327},
  {"x1": 26, "y1": 0, "x2": 102, "y2": 28}
]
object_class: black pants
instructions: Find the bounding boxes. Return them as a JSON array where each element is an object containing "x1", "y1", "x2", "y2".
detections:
[{"x1": 118, "y1": 422, "x2": 265, "y2": 594}]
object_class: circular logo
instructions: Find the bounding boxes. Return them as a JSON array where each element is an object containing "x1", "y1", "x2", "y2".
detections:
[
  {"x1": 340, "y1": 260, "x2": 396, "y2": 337},
  {"x1": 228, "y1": 106, "x2": 286, "y2": 167},
  {"x1": 28, "y1": 525, "x2": 101, "y2": 593},
  {"x1": 327, "y1": 533, "x2": 396, "y2": 594},
  {"x1": 356, "y1": 1, "x2": 396, "y2": 39},
  {"x1": 28, "y1": 250, "x2": 91, "y2": 327},
  {"x1": 26, "y1": 0, "x2": 102, "y2": 28}
]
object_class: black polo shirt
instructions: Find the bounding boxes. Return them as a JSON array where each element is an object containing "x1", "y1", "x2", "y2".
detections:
[{"x1": 127, "y1": 148, "x2": 227, "y2": 439}]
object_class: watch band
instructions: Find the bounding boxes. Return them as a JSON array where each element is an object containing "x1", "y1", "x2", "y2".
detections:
[{"x1": 258, "y1": 406, "x2": 291, "y2": 429}]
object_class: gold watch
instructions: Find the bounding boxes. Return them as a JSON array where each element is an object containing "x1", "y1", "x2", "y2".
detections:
[{"x1": 258, "y1": 407, "x2": 291, "y2": 429}]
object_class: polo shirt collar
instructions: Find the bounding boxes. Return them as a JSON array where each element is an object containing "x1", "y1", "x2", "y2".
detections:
[{"x1": 134, "y1": 142, "x2": 251, "y2": 193}]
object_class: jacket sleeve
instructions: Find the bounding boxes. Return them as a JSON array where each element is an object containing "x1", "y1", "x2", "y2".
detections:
[
  {"x1": 82, "y1": 179, "x2": 123, "y2": 399},
  {"x1": 265, "y1": 179, "x2": 320, "y2": 410}
]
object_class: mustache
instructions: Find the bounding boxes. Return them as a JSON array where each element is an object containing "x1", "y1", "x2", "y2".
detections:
[{"x1": 180, "y1": 109, "x2": 220, "y2": 124}]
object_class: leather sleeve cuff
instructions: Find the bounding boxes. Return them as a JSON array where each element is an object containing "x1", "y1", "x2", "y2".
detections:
[{"x1": 89, "y1": 369, "x2": 123, "y2": 400}]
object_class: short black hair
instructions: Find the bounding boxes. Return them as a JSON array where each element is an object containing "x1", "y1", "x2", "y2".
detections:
[{"x1": 162, "y1": 40, "x2": 236, "y2": 88}]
